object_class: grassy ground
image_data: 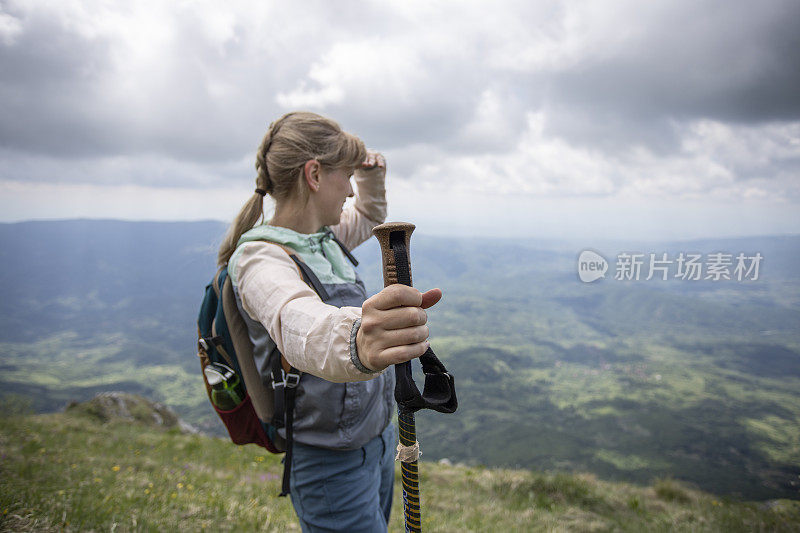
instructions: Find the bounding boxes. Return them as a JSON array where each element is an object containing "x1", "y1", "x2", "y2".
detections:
[{"x1": 1, "y1": 410, "x2": 798, "y2": 532}]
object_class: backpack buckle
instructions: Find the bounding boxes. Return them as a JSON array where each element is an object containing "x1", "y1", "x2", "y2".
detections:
[
  {"x1": 284, "y1": 370, "x2": 301, "y2": 389},
  {"x1": 272, "y1": 369, "x2": 301, "y2": 390}
]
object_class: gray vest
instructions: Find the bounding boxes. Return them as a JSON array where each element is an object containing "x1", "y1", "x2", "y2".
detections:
[{"x1": 233, "y1": 273, "x2": 395, "y2": 450}]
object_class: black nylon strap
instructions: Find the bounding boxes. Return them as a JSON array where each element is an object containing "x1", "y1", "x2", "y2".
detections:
[
  {"x1": 389, "y1": 231, "x2": 458, "y2": 415},
  {"x1": 280, "y1": 384, "x2": 297, "y2": 497},
  {"x1": 271, "y1": 355, "x2": 286, "y2": 429},
  {"x1": 276, "y1": 253, "x2": 324, "y2": 496},
  {"x1": 291, "y1": 256, "x2": 330, "y2": 300},
  {"x1": 272, "y1": 345, "x2": 301, "y2": 496},
  {"x1": 325, "y1": 229, "x2": 359, "y2": 267}
]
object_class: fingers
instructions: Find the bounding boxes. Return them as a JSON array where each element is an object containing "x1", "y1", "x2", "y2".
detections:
[
  {"x1": 357, "y1": 283, "x2": 441, "y2": 371},
  {"x1": 371, "y1": 324, "x2": 430, "y2": 351},
  {"x1": 364, "y1": 285, "x2": 441, "y2": 312},
  {"x1": 363, "y1": 306, "x2": 426, "y2": 332},
  {"x1": 361, "y1": 285, "x2": 441, "y2": 328},
  {"x1": 361, "y1": 150, "x2": 386, "y2": 170},
  {"x1": 365, "y1": 284, "x2": 423, "y2": 311},
  {"x1": 378, "y1": 341, "x2": 430, "y2": 366},
  {"x1": 420, "y1": 288, "x2": 442, "y2": 309}
]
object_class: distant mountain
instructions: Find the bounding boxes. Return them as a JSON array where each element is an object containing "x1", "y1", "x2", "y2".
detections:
[
  {"x1": 0, "y1": 219, "x2": 223, "y2": 347},
  {"x1": 1, "y1": 220, "x2": 798, "y2": 500}
]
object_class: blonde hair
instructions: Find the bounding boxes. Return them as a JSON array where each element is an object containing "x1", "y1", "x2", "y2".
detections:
[{"x1": 217, "y1": 111, "x2": 366, "y2": 266}]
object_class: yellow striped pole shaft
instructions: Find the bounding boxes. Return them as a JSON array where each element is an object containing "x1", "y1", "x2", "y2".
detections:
[
  {"x1": 373, "y1": 222, "x2": 422, "y2": 533},
  {"x1": 398, "y1": 411, "x2": 421, "y2": 532}
]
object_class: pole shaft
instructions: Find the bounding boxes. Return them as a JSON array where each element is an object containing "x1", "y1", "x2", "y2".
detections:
[
  {"x1": 398, "y1": 410, "x2": 421, "y2": 532},
  {"x1": 372, "y1": 222, "x2": 422, "y2": 533}
]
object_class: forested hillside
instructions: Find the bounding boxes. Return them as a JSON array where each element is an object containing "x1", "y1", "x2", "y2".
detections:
[{"x1": 1, "y1": 220, "x2": 798, "y2": 500}]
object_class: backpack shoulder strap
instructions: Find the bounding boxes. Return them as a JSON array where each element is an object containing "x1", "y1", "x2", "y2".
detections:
[
  {"x1": 221, "y1": 273, "x2": 274, "y2": 423},
  {"x1": 237, "y1": 241, "x2": 330, "y2": 496},
  {"x1": 209, "y1": 267, "x2": 236, "y2": 369},
  {"x1": 223, "y1": 241, "x2": 329, "y2": 419},
  {"x1": 267, "y1": 243, "x2": 329, "y2": 370},
  {"x1": 270, "y1": 243, "x2": 329, "y2": 301}
]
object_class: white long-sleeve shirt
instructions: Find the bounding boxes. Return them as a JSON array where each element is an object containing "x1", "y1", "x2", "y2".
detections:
[{"x1": 231, "y1": 166, "x2": 387, "y2": 383}]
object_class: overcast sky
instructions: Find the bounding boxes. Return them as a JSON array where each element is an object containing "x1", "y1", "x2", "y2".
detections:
[{"x1": 1, "y1": 0, "x2": 799, "y2": 240}]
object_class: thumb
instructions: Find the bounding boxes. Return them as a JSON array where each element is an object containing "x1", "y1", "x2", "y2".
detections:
[{"x1": 420, "y1": 288, "x2": 442, "y2": 309}]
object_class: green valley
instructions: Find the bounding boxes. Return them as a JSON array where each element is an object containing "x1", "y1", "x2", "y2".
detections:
[{"x1": 0, "y1": 220, "x2": 798, "y2": 502}]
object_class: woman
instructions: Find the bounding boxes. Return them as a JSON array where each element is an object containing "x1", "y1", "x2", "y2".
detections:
[{"x1": 217, "y1": 111, "x2": 441, "y2": 532}]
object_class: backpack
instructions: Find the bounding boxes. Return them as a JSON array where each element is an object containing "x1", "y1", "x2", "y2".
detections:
[{"x1": 196, "y1": 241, "x2": 340, "y2": 495}]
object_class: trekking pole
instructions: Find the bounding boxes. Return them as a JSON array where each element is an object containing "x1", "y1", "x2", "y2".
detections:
[{"x1": 373, "y1": 222, "x2": 458, "y2": 533}]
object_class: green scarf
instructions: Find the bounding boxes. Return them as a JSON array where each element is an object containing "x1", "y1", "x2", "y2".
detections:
[{"x1": 228, "y1": 224, "x2": 356, "y2": 287}]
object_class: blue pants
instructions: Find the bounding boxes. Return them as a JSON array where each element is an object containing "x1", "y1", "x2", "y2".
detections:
[{"x1": 289, "y1": 424, "x2": 396, "y2": 533}]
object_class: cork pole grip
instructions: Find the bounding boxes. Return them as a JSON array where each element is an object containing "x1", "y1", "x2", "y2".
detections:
[
  {"x1": 373, "y1": 221, "x2": 423, "y2": 533},
  {"x1": 372, "y1": 222, "x2": 416, "y2": 288}
]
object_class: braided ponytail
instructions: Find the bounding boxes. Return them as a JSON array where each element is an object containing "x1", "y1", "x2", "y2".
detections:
[
  {"x1": 255, "y1": 128, "x2": 275, "y2": 196},
  {"x1": 216, "y1": 188, "x2": 266, "y2": 266},
  {"x1": 217, "y1": 111, "x2": 366, "y2": 266}
]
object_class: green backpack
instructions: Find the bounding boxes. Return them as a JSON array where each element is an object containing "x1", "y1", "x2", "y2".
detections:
[{"x1": 196, "y1": 245, "x2": 331, "y2": 495}]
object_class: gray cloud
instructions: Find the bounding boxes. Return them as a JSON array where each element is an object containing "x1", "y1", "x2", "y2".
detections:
[
  {"x1": 0, "y1": 0, "x2": 798, "y2": 203},
  {"x1": 0, "y1": 1, "x2": 336, "y2": 162},
  {"x1": 543, "y1": 0, "x2": 800, "y2": 150},
  {"x1": 0, "y1": 6, "x2": 113, "y2": 156}
]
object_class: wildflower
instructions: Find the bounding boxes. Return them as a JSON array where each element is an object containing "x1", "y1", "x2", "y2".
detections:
[
  {"x1": 58, "y1": 490, "x2": 65, "y2": 496},
  {"x1": 144, "y1": 489, "x2": 150, "y2": 495},
  {"x1": 255, "y1": 456, "x2": 265, "y2": 462},
  {"x1": 148, "y1": 482, "x2": 154, "y2": 488},
  {"x1": 112, "y1": 465, "x2": 121, "y2": 472},
  {"x1": 94, "y1": 477, "x2": 102, "y2": 483},
  {"x1": 177, "y1": 483, "x2": 184, "y2": 489},
  {"x1": 187, "y1": 484, "x2": 194, "y2": 491},
  {"x1": 171, "y1": 493, "x2": 177, "y2": 499}
]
